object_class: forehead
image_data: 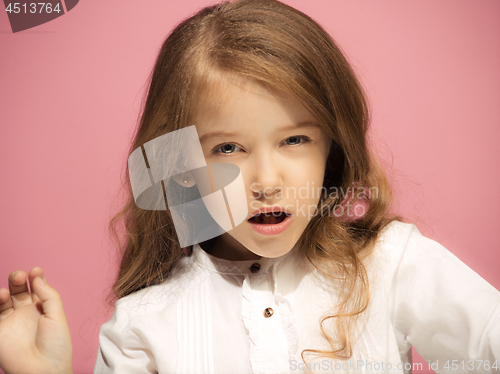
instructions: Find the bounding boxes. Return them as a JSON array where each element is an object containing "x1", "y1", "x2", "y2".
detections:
[{"x1": 193, "y1": 75, "x2": 315, "y2": 129}]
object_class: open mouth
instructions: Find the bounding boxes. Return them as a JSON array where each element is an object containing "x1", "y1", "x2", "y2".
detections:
[{"x1": 248, "y1": 212, "x2": 290, "y2": 224}]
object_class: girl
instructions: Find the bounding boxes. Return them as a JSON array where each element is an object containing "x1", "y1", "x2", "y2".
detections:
[{"x1": 0, "y1": 0, "x2": 499, "y2": 373}]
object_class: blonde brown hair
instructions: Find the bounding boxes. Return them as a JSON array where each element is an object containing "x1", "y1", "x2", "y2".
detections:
[{"x1": 109, "y1": 0, "x2": 401, "y2": 363}]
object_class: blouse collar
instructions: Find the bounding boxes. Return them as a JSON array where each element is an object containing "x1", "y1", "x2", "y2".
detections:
[{"x1": 192, "y1": 242, "x2": 295, "y2": 275}]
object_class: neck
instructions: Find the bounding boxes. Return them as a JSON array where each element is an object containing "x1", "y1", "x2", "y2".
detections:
[{"x1": 199, "y1": 234, "x2": 262, "y2": 261}]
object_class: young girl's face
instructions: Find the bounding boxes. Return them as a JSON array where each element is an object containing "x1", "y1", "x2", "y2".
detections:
[{"x1": 195, "y1": 77, "x2": 330, "y2": 260}]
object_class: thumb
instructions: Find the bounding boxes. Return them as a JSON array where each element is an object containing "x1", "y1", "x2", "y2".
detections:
[{"x1": 32, "y1": 276, "x2": 67, "y2": 323}]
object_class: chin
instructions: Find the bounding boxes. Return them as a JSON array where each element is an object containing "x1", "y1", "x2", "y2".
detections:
[
  {"x1": 259, "y1": 248, "x2": 293, "y2": 258},
  {"x1": 246, "y1": 237, "x2": 298, "y2": 259}
]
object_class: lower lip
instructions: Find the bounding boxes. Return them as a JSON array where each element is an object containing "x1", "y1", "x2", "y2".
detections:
[{"x1": 247, "y1": 214, "x2": 292, "y2": 236}]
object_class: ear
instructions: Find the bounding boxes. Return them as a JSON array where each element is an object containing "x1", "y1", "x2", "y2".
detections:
[{"x1": 173, "y1": 171, "x2": 196, "y2": 188}]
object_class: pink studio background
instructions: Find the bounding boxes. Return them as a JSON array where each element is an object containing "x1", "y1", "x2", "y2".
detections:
[{"x1": 0, "y1": 1, "x2": 499, "y2": 373}]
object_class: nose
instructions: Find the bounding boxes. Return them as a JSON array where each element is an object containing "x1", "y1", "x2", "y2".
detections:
[{"x1": 249, "y1": 152, "x2": 283, "y2": 201}]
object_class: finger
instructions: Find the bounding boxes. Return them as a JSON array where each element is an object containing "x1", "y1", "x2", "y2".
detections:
[
  {"x1": 9, "y1": 270, "x2": 33, "y2": 309},
  {"x1": 0, "y1": 287, "x2": 14, "y2": 321},
  {"x1": 32, "y1": 276, "x2": 67, "y2": 323},
  {"x1": 28, "y1": 267, "x2": 46, "y2": 304}
]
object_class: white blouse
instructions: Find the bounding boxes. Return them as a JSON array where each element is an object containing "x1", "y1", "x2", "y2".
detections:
[{"x1": 94, "y1": 221, "x2": 500, "y2": 373}]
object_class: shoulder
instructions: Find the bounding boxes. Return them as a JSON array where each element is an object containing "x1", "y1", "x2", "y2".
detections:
[
  {"x1": 111, "y1": 254, "x2": 213, "y2": 321},
  {"x1": 98, "y1": 254, "x2": 215, "y2": 357},
  {"x1": 370, "y1": 220, "x2": 456, "y2": 264},
  {"x1": 371, "y1": 220, "x2": 472, "y2": 273},
  {"x1": 369, "y1": 220, "x2": 420, "y2": 266},
  {"x1": 97, "y1": 259, "x2": 211, "y2": 372},
  {"x1": 366, "y1": 220, "x2": 457, "y2": 287},
  {"x1": 369, "y1": 220, "x2": 500, "y2": 298}
]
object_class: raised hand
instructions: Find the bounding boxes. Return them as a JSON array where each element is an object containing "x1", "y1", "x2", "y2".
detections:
[{"x1": 0, "y1": 268, "x2": 73, "y2": 374}]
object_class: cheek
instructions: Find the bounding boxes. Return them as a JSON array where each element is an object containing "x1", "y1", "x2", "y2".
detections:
[
  {"x1": 286, "y1": 159, "x2": 327, "y2": 217},
  {"x1": 288, "y1": 158, "x2": 326, "y2": 191},
  {"x1": 285, "y1": 171, "x2": 324, "y2": 208}
]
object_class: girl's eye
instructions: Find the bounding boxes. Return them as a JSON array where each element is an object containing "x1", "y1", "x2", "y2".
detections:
[
  {"x1": 283, "y1": 135, "x2": 311, "y2": 146},
  {"x1": 213, "y1": 143, "x2": 242, "y2": 156},
  {"x1": 212, "y1": 136, "x2": 310, "y2": 157}
]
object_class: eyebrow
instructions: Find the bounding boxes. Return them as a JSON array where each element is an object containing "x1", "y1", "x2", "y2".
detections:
[{"x1": 198, "y1": 121, "x2": 320, "y2": 144}]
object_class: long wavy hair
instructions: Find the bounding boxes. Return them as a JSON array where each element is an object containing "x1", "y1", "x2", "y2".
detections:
[{"x1": 108, "y1": 0, "x2": 401, "y2": 363}]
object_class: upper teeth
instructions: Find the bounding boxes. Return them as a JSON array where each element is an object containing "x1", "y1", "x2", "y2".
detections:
[{"x1": 255, "y1": 212, "x2": 282, "y2": 217}]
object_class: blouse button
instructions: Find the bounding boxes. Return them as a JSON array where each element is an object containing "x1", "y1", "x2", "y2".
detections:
[
  {"x1": 250, "y1": 263, "x2": 261, "y2": 273},
  {"x1": 263, "y1": 307, "x2": 274, "y2": 318}
]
